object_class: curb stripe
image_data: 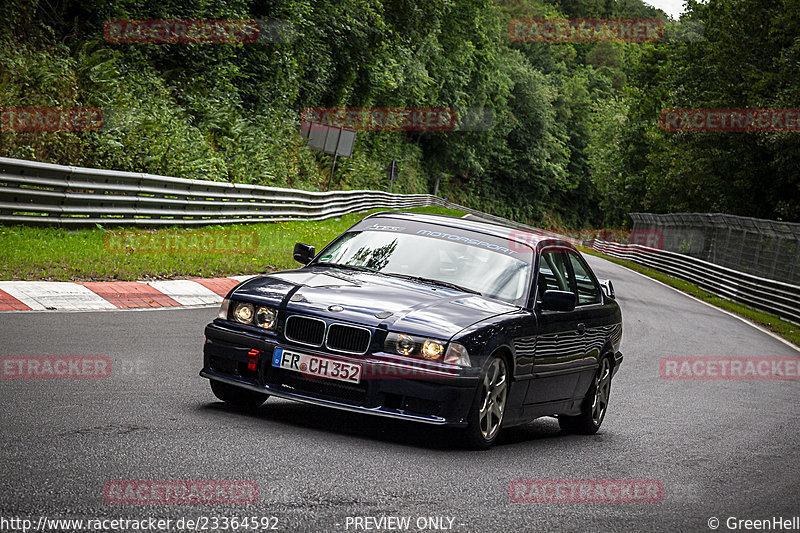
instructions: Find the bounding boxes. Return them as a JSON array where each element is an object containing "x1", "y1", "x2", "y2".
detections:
[
  {"x1": 191, "y1": 278, "x2": 241, "y2": 298},
  {"x1": 0, "y1": 281, "x2": 116, "y2": 311},
  {"x1": 145, "y1": 280, "x2": 222, "y2": 306},
  {"x1": 80, "y1": 282, "x2": 181, "y2": 309},
  {"x1": 0, "y1": 288, "x2": 32, "y2": 311},
  {"x1": 0, "y1": 276, "x2": 254, "y2": 312}
]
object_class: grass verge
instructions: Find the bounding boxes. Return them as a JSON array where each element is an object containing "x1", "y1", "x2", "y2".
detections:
[
  {"x1": 0, "y1": 206, "x2": 465, "y2": 282},
  {"x1": 579, "y1": 246, "x2": 800, "y2": 348}
]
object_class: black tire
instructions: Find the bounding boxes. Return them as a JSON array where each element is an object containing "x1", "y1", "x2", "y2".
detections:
[
  {"x1": 559, "y1": 356, "x2": 613, "y2": 435},
  {"x1": 461, "y1": 356, "x2": 509, "y2": 450},
  {"x1": 210, "y1": 380, "x2": 268, "y2": 411}
]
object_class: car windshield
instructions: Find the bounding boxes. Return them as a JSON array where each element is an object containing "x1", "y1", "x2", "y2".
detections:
[{"x1": 313, "y1": 229, "x2": 532, "y2": 304}]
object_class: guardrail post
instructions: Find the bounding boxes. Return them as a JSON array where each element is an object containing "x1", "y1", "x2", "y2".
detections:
[
  {"x1": 790, "y1": 245, "x2": 799, "y2": 284},
  {"x1": 769, "y1": 237, "x2": 782, "y2": 278}
]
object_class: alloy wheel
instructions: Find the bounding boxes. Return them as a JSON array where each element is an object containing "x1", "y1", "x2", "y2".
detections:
[
  {"x1": 479, "y1": 358, "x2": 508, "y2": 440},
  {"x1": 591, "y1": 357, "x2": 612, "y2": 425}
]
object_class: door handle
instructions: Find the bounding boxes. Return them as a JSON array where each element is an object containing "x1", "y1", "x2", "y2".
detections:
[{"x1": 577, "y1": 323, "x2": 586, "y2": 334}]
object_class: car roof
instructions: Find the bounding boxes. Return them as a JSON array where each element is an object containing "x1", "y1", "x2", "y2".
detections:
[{"x1": 365, "y1": 211, "x2": 575, "y2": 252}]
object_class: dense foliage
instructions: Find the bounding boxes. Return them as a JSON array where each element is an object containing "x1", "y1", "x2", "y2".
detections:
[
  {"x1": 589, "y1": 0, "x2": 800, "y2": 223},
  {"x1": 1, "y1": 0, "x2": 797, "y2": 226}
]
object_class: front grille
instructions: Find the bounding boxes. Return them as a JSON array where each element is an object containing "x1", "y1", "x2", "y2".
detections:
[
  {"x1": 285, "y1": 315, "x2": 326, "y2": 346},
  {"x1": 326, "y1": 324, "x2": 371, "y2": 354}
]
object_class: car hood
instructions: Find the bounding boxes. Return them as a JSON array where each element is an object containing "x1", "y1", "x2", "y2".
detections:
[{"x1": 231, "y1": 267, "x2": 518, "y2": 339}]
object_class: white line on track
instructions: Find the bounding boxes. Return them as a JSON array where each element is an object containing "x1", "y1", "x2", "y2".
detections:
[{"x1": 606, "y1": 260, "x2": 800, "y2": 354}]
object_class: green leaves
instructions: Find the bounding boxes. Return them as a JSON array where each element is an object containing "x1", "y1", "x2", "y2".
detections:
[
  {"x1": 13, "y1": 0, "x2": 780, "y2": 229},
  {"x1": 591, "y1": 0, "x2": 800, "y2": 223}
]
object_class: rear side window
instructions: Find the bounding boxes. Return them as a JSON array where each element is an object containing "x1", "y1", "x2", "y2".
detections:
[{"x1": 568, "y1": 253, "x2": 602, "y2": 305}]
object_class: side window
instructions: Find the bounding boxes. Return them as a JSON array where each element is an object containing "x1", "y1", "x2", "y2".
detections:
[
  {"x1": 537, "y1": 251, "x2": 572, "y2": 300},
  {"x1": 568, "y1": 253, "x2": 602, "y2": 305}
]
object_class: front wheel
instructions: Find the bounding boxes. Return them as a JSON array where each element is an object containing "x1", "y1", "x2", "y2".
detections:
[
  {"x1": 210, "y1": 380, "x2": 268, "y2": 411},
  {"x1": 461, "y1": 356, "x2": 509, "y2": 450},
  {"x1": 559, "y1": 356, "x2": 612, "y2": 434}
]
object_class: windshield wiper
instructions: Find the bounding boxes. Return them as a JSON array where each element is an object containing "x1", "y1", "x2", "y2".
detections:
[
  {"x1": 384, "y1": 273, "x2": 482, "y2": 295},
  {"x1": 312, "y1": 262, "x2": 380, "y2": 274}
]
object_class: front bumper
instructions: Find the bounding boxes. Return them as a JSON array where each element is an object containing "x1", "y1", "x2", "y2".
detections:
[{"x1": 200, "y1": 322, "x2": 481, "y2": 426}]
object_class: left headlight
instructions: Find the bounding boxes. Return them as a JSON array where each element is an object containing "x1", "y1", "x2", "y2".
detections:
[{"x1": 228, "y1": 301, "x2": 278, "y2": 331}]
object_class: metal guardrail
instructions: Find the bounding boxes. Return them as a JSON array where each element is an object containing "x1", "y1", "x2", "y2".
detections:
[
  {"x1": 0, "y1": 157, "x2": 439, "y2": 225},
  {"x1": 2, "y1": 156, "x2": 798, "y2": 325},
  {"x1": 630, "y1": 212, "x2": 800, "y2": 285},
  {"x1": 591, "y1": 239, "x2": 800, "y2": 325},
  {"x1": 463, "y1": 212, "x2": 800, "y2": 325}
]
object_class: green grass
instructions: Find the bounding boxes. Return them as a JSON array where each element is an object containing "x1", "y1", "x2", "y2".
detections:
[
  {"x1": 578, "y1": 246, "x2": 800, "y2": 348},
  {"x1": 0, "y1": 206, "x2": 465, "y2": 282}
]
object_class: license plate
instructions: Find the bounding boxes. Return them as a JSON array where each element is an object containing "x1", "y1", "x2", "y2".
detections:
[{"x1": 271, "y1": 347, "x2": 362, "y2": 384}]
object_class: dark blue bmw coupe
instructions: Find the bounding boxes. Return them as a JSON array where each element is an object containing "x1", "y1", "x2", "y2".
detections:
[{"x1": 201, "y1": 211, "x2": 623, "y2": 449}]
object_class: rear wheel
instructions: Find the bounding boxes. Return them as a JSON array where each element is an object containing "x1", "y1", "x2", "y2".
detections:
[
  {"x1": 462, "y1": 356, "x2": 508, "y2": 450},
  {"x1": 210, "y1": 380, "x2": 268, "y2": 411},
  {"x1": 559, "y1": 356, "x2": 612, "y2": 434}
]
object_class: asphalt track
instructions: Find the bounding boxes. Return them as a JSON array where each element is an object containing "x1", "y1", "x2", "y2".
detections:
[{"x1": 1, "y1": 255, "x2": 798, "y2": 533}]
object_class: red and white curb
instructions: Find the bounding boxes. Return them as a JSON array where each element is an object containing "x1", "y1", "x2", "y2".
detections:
[{"x1": 0, "y1": 275, "x2": 255, "y2": 312}]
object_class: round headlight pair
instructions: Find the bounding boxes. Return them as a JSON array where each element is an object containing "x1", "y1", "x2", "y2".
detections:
[
  {"x1": 386, "y1": 333, "x2": 445, "y2": 361},
  {"x1": 232, "y1": 302, "x2": 277, "y2": 330}
]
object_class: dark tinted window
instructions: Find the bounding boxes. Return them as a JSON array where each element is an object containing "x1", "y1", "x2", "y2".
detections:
[
  {"x1": 568, "y1": 253, "x2": 602, "y2": 305},
  {"x1": 537, "y1": 251, "x2": 572, "y2": 300}
]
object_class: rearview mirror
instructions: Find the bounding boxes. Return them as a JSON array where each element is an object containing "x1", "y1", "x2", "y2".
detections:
[
  {"x1": 293, "y1": 243, "x2": 316, "y2": 265},
  {"x1": 541, "y1": 290, "x2": 576, "y2": 312}
]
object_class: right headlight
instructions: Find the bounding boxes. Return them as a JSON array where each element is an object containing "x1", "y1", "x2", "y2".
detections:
[{"x1": 254, "y1": 306, "x2": 277, "y2": 330}]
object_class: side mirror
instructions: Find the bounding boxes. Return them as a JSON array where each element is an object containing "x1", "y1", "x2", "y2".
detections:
[
  {"x1": 293, "y1": 243, "x2": 315, "y2": 265},
  {"x1": 541, "y1": 290, "x2": 577, "y2": 312},
  {"x1": 599, "y1": 279, "x2": 615, "y2": 299}
]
